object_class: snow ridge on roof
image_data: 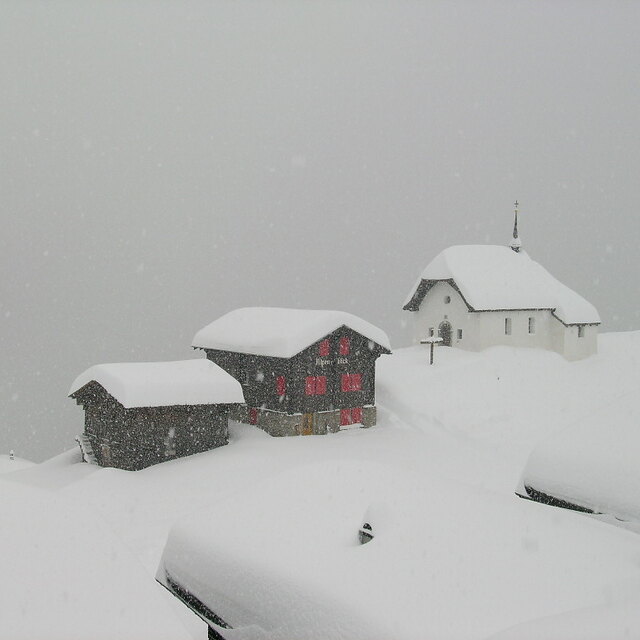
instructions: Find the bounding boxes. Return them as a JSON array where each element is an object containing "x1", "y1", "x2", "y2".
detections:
[
  {"x1": 192, "y1": 307, "x2": 392, "y2": 358},
  {"x1": 406, "y1": 245, "x2": 600, "y2": 325},
  {"x1": 69, "y1": 359, "x2": 244, "y2": 408}
]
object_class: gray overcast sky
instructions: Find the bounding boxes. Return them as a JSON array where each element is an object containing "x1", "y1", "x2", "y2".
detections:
[{"x1": 2, "y1": 0, "x2": 640, "y2": 461}]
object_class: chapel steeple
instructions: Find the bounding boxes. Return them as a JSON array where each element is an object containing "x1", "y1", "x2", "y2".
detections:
[{"x1": 509, "y1": 200, "x2": 522, "y2": 253}]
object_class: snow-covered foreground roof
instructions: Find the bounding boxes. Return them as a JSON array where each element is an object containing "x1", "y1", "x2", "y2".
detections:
[
  {"x1": 192, "y1": 307, "x2": 391, "y2": 358},
  {"x1": 69, "y1": 359, "x2": 244, "y2": 408},
  {"x1": 405, "y1": 245, "x2": 600, "y2": 325},
  {"x1": 519, "y1": 391, "x2": 640, "y2": 521},
  {"x1": 0, "y1": 478, "x2": 191, "y2": 640},
  {"x1": 157, "y1": 460, "x2": 640, "y2": 640}
]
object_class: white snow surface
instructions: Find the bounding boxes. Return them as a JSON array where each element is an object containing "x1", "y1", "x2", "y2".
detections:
[
  {"x1": 520, "y1": 390, "x2": 640, "y2": 521},
  {"x1": 68, "y1": 358, "x2": 244, "y2": 408},
  {"x1": 192, "y1": 307, "x2": 391, "y2": 357},
  {"x1": 406, "y1": 245, "x2": 600, "y2": 325},
  {"x1": 0, "y1": 454, "x2": 34, "y2": 473},
  {"x1": 5, "y1": 331, "x2": 640, "y2": 639},
  {"x1": 0, "y1": 476, "x2": 191, "y2": 640},
  {"x1": 158, "y1": 462, "x2": 640, "y2": 640}
]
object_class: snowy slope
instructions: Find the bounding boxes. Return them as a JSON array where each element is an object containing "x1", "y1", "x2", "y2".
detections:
[
  {"x1": 0, "y1": 478, "x2": 192, "y2": 640},
  {"x1": 4, "y1": 331, "x2": 640, "y2": 639},
  {"x1": 0, "y1": 454, "x2": 33, "y2": 473}
]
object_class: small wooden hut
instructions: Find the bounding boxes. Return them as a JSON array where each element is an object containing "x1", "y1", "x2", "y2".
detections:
[{"x1": 69, "y1": 359, "x2": 244, "y2": 471}]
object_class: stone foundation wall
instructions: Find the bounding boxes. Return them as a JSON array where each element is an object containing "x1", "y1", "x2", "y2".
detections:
[{"x1": 231, "y1": 405, "x2": 377, "y2": 437}]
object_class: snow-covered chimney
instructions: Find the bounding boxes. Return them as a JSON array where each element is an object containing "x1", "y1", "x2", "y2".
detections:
[{"x1": 509, "y1": 200, "x2": 522, "y2": 253}]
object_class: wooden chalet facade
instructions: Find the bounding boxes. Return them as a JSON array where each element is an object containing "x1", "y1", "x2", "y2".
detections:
[
  {"x1": 69, "y1": 360, "x2": 244, "y2": 471},
  {"x1": 192, "y1": 308, "x2": 391, "y2": 437}
]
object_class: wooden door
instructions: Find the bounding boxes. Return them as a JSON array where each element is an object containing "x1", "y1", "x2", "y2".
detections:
[
  {"x1": 438, "y1": 321, "x2": 452, "y2": 347},
  {"x1": 301, "y1": 413, "x2": 314, "y2": 435},
  {"x1": 100, "y1": 443, "x2": 112, "y2": 467}
]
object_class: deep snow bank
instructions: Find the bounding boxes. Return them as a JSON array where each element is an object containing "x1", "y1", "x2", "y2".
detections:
[{"x1": 0, "y1": 479, "x2": 192, "y2": 640}]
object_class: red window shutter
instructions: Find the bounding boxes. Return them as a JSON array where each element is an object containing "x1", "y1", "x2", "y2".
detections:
[
  {"x1": 351, "y1": 407, "x2": 362, "y2": 424},
  {"x1": 340, "y1": 408, "x2": 352, "y2": 426},
  {"x1": 276, "y1": 376, "x2": 286, "y2": 396},
  {"x1": 318, "y1": 339, "x2": 330, "y2": 357},
  {"x1": 341, "y1": 374, "x2": 350, "y2": 392},
  {"x1": 352, "y1": 374, "x2": 362, "y2": 391},
  {"x1": 315, "y1": 376, "x2": 327, "y2": 395},
  {"x1": 339, "y1": 337, "x2": 350, "y2": 355},
  {"x1": 305, "y1": 376, "x2": 316, "y2": 395},
  {"x1": 249, "y1": 408, "x2": 258, "y2": 425}
]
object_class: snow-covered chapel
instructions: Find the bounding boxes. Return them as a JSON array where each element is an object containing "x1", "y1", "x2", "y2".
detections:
[{"x1": 403, "y1": 207, "x2": 601, "y2": 361}]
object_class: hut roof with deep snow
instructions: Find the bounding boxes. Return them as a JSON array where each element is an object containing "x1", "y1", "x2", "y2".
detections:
[
  {"x1": 69, "y1": 359, "x2": 244, "y2": 408},
  {"x1": 192, "y1": 307, "x2": 391, "y2": 358}
]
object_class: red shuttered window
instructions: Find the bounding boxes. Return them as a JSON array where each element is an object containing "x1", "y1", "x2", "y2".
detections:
[
  {"x1": 339, "y1": 337, "x2": 350, "y2": 355},
  {"x1": 305, "y1": 376, "x2": 327, "y2": 395},
  {"x1": 276, "y1": 376, "x2": 286, "y2": 396},
  {"x1": 318, "y1": 339, "x2": 330, "y2": 356},
  {"x1": 305, "y1": 376, "x2": 316, "y2": 395},
  {"x1": 341, "y1": 373, "x2": 363, "y2": 392},
  {"x1": 249, "y1": 408, "x2": 258, "y2": 425},
  {"x1": 340, "y1": 407, "x2": 363, "y2": 426}
]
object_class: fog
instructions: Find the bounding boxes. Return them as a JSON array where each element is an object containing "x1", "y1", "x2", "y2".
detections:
[{"x1": 2, "y1": 0, "x2": 639, "y2": 461}]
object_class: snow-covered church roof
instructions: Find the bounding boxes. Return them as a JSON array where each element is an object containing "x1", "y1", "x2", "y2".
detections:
[
  {"x1": 192, "y1": 307, "x2": 392, "y2": 358},
  {"x1": 404, "y1": 245, "x2": 600, "y2": 325},
  {"x1": 69, "y1": 359, "x2": 244, "y2": 408}
]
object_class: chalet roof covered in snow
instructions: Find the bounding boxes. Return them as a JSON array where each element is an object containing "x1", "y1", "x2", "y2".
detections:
[
  {"x1": 69, "y1": 359, "x2": 244, "y2": 408},
  {"x1": 404, "y1": 245, "x2": 600, "y2": 325},
  {"x1": 192, "y1": 307, "x2": 392, "y2": 358},
  {"x1": 519, "y1": 391, "x2": 640, "y2": 521}
]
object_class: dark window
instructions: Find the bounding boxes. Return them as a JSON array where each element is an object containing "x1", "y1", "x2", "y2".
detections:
[
  {"x1": 318, "y1": 339, "x2": 330, "y2": 357},
  {"x1": 528, "y1": 317, "x2": 535, "y2": 334},
  {"x1": 444, "y1": 295, "x2": 451, "y2": 304},
  {"x1": 339, "y1": 337, "x2": 350, "y2": 355},
  {"x1": 505, "y1": 318, "x2": 512, "y2": 335},
  {"x1": 457, "y1": 329, "x2": 463, "y2": 340},
  {"x1": 276, "y1": 376, "x2": 286, "y2": 396},
  {"x1": 578, "y1": 326, "x2": 585, "y2": 338},
  {"x1": 249, "y1": 408, "x2": 258, "y2": 425}
]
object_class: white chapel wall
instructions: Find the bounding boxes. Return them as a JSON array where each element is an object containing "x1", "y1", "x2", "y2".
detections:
[
  {"x1": 412, "y1": 280, "x2": 597, "y2": 360},
  {"x1": 412, "y1": 281, "x2": 475, "y2": 348}
]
